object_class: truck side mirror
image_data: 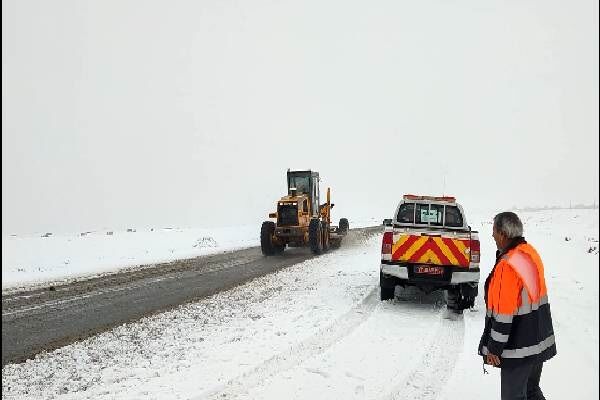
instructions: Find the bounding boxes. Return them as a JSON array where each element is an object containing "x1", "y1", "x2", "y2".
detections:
[{"x1": 383, "y1": 218, "x2": 392, "y2": 226}]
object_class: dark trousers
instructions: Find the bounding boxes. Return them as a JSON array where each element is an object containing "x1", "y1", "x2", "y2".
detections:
[{"x1": 501, "y1": 362, "x2": 546, "y2": 400}]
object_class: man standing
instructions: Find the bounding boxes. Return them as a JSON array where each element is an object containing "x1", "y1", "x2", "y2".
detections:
[{"x1": 479, "y1": 212, "x2": 556, "y2": 400}]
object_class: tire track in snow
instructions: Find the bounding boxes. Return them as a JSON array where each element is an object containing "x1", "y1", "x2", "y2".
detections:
[
  {"x1": 199, "y1": 287, "x2": 379, "y2": 400},
  {"x1": 384, "y1": 310, "x2": 465, "y2": 400}
]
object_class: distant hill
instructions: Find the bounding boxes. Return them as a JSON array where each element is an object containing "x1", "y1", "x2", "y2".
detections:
[{"x1": 511, "y1": 204, "x2": 599, "y2": 212}]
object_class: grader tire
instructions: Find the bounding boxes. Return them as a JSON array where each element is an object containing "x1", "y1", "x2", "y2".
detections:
[
  {"x1": 309, "y1": 219, "x2": 323, "y2": 255},
  {"x1": 339, "y1": 218, "x2": 349, "y2": 234},
  {"x1": 322, "y1": 223, "x2": 330, "y2": 252},
  {"x1": 261, "y1": 221, "x2": 277, "y2": 256}
]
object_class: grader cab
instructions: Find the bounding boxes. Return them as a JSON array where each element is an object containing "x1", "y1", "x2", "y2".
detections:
[{"x1": 261, "y1": 169, "x2": 349, "y2": 255}]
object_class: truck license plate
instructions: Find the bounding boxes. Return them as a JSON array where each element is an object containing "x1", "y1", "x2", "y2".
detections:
[{"x1": 415, "y1": 266, "x2": 443, "y2": 275}]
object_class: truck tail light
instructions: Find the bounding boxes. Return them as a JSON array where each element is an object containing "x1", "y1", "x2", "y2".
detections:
[
  {"x1": 470, "y1": 239, "x2": 480, "y2": 263},
  {"x1": 382, "y1": 231, "x2": 393, "y2": 254}
]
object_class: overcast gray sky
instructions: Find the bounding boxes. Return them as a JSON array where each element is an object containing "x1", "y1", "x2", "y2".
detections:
[{"x1": 2, "y1": 0, "x2": 599, "y2": 235}]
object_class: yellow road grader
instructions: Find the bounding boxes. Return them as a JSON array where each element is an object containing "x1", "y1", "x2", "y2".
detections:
[{"x1": 261, "y1": 169, "x2": 349, "y2": 255}]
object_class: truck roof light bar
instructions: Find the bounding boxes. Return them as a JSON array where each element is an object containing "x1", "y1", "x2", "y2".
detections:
[{"x1": 403, "y1": 194, "x2": 456, "y2": 202}]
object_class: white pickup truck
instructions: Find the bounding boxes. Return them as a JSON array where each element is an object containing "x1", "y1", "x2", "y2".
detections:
[{"x1": 380, "y1": 194, "x2": 480, "y2": 311}]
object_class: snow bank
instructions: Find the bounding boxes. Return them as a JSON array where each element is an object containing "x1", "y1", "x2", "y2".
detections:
[{"x1": 2, "y1": 217, "x2": 378, "y2": 290}]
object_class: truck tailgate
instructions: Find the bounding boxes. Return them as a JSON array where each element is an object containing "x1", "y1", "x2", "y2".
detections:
[{"x1": 391, "y1": 232, "x2": 471, "y2": 267}]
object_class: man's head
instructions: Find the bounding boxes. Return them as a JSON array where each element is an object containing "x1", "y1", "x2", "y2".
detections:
[{"x1": 492, "y1": 212, "x2": 523, "y2": 251}]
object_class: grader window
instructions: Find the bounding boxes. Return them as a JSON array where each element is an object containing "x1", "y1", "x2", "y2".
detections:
[{"x1": 289, "y1": 176, "x2": 310, "y2": 194}]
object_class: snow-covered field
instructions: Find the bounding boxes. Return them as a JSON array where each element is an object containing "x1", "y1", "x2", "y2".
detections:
[
  {"x1": 1, "y1": 209, "x2": 598, "y2": 399},
  {"x1": 1, "y1": 218, "x2": 383, "y2": 290}
]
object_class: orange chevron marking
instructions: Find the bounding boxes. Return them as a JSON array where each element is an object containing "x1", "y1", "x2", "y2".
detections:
[
  {"x1": 433, "y1": 237, "x2": 458, "y2": 265},
  {"x1": 392, "y1": 234, "x2": 470, "y2": 267}
]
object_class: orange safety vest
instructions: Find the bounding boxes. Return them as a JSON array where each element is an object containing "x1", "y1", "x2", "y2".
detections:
[{"x1": 488, "y1": 243, "x2": 548, "y2": 318}]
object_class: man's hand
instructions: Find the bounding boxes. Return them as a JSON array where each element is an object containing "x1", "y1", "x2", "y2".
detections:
[{"x1": 486, "y1": 353, "x2": 501, "y2": 367}]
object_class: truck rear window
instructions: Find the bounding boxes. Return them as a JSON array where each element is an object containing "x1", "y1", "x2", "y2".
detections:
[
  {"x1": 396, "y1": 203, "x2": 415, "y2": 223},
  {"x1": 444, "y1": 205, "x2": 463, "y2": 227},
  {"x1": 396, "y1": 202, "x2": 464, "y2": 227}
]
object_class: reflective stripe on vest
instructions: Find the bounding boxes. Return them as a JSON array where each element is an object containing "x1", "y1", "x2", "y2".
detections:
[
  {"x1": 482, "y1": 334, "x2": 555, "y2": 358},
  {"x1": 517, "y1": 288, "x2": 548, "y2": 315},
  {"x1": 501, "y1": 335, "x2": 555, "y2": 358}
]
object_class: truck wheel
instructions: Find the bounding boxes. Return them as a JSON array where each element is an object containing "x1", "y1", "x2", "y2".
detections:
[
  {"x1": 463, "y1": 296, "x2": 475, "y2": 309},
  {"x1": 446, "y1": 288, "x2": 463, "y2": 312},
  {"x1": 261, "y1": 221, "x2": 277, "y2": 256},
  {"x1": 339, "y1": 218, "x2": 349, "y2": 234},
  {"x1": 380, "y1": 272, "x2": 395, "y2": 300},
  {"x1": 458, "y1": 283, "x2": 477, "y2": 309},
  {"x1": 380, "y1": 286, "x2": 395, "y2": 301},
  {"x1": 309, "y1": 219, "x2": 323, "y2": 255},
  {"x1": 460, "y1": 282, "x2": 478, "y2": 299}
]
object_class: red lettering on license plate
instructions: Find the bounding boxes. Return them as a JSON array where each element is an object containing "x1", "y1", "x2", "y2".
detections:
[{"x1": 415, "y1": 266, "x2": 443, "y2": 275}]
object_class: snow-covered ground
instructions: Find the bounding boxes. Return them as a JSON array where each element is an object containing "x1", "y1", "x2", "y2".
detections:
[
  {"x1": 1, "y1": 218, "x2": 382, "y2": 290},
  {"x1": 2, "y1": 209, "x2": 598, "y2": 399}
]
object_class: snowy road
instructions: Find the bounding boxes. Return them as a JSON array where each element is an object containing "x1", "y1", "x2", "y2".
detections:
[{"x1": 2, "y1": 228, "x2": 379, "y2": 366}]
